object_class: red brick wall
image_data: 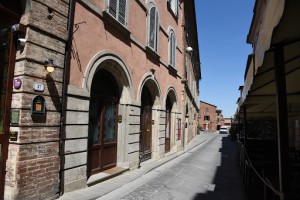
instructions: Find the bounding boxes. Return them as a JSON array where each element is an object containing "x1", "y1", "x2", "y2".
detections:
[
  {"x1": 199, "y1": 101, "x2": 217, "y2": 131},
  {"x1": 4, "y1": 0, "x2": 68, "y2": 199}
]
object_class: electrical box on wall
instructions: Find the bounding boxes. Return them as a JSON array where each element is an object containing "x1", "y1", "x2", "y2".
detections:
[{"x1": 31, "y1": 96, "x2": 46, "y2": 116}]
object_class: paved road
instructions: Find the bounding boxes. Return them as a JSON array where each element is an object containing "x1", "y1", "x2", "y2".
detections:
[{"x1": 98, "y1": 134, "x2": 246, "y2": 200}]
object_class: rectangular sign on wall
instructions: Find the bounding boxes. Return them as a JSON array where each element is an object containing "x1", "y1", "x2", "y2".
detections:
[{"x1": 10, "y1": 110, "x2": 20, "y2": 125}]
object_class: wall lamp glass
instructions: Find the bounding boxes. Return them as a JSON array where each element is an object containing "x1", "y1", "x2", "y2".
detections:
[
  {"x1": 44, "y1": 59, "x2": 56, "y2": 73},
  {"x1": 186, "y1": 46, "x2": 193, "y2": 53}
]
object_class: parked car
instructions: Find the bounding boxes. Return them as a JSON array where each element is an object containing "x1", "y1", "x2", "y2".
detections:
[{"x1": 219, "y1": 126, "x2": 229, "y2": 134}]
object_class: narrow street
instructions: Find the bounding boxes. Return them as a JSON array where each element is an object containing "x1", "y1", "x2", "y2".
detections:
[{"x1": 98, "y1": 133, "x2": 246, "y2": 200}]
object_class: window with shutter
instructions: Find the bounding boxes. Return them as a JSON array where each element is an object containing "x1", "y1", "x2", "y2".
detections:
[
  {"x1": 109, "y1": 0, "x2": 117, "y2": 18},
  {"x1": 118, "y1": 0, "x2": 126, "y2": 24},
  {"x1": 172, "y1": 34, "x2": 175, "y2": 66},
  {"x1": 168, "y1": 0, "x2": 178, "y2": 16},
  {"x1": 147, "y1": 4, "x2": 158, "y2": 51},
  {"x1": 169, "y1": 30, "x2": 176, "y2": 68},
  {"x1": 108, "y1": 0, "x2": 127, "y2": 26}
]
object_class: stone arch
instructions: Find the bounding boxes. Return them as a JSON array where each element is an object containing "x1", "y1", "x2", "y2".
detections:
[
  {"x1": 84, "y1": 51, "x2": 134, "y2": 176},
  {"x1": 164, "y1": 86, "x2": 179, "y2": 153},
  {"x1": 164, "y1": 86, "x2": 178, "y2": 111},
  {"x1": 83, "y1": 51, "x2": 133, "y2": 104},
  {"x1": 138, "y1": 73, "x2": 162, "y2": 161},
  {"x1": 137, "y1": 73, "x2": 161, "y2": 109}
]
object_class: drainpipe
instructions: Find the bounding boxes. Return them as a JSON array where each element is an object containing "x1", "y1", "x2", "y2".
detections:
[{"x1": 59, "y1": 0, "x2": 75, "y2": 196}]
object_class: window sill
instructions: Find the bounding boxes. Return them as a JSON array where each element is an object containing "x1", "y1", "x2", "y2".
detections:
[
  {"x1": 146, "y1": 46, "x2": 160, "y2": 60},
  {"x1": 181, "y1": 79, "x2": 187, "y2": 84},
  {"x1": 103, "y1": 10, "x2": 131, "y2": 37},
  {"x1": 168, "y1": 64, "x2": 177, "y2": 75}
]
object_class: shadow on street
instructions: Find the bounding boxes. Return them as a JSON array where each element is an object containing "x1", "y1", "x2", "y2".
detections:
[{"x1": 193, "y1": 135, "x2": 247, "y2": 200}]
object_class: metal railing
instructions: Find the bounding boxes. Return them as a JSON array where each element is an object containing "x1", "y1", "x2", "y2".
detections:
[{"x1": 237, "y1": 140, "x2": 281, "y2": 200}]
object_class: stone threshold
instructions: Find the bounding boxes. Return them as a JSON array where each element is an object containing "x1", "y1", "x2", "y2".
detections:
[{"x1": 87, "y1": 166, "x2": 129, "y2": 186}]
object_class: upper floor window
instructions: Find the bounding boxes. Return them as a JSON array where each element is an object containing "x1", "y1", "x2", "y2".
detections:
[
  {"x1": 169, "y1": 30, "x2": 176, "y2": 68},
  {"x1": 107, "y1": 0, "x2": 127, "y2": 26},
  {"x1": 204, "y1": 116, "x2": 210, "y2": 121},
  {"x1": 205, "y1": 107, "x2": 209, "y2": 112},
  {"x1": 168, "y1": 0, "x2": 178, "y2": 16},
  {"x1": 147, "y1": 3, "x2": 158, "y2": 51}
]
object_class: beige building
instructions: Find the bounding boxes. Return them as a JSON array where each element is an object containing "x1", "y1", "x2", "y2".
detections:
[{"x1": 0, "y1": 0, "x2": 201, "y2": 199}]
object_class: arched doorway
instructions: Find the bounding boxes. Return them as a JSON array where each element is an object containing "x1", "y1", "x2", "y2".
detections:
[
  {"x1": 87, "y1": 69, "x2": 120, "y2": 176},
  {"x1": 164, "y1": 88, "x2": 177, "y2": 153},
  {"x1": 140, "y1": 86, "x2": 154, "y2": 162},
  {"x1": 0, "y1": 1, "x2": 22, "y2": 197}
]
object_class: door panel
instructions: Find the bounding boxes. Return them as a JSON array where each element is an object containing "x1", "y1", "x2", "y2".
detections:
[
  {"x1": 90, "y1": 144, "x2": 101, "y2": 171},
  {"x1": 103, "y1": 104, "x2": 116, "y2": 143},
  {"x1": 102, "y1": 102, "x2": 117, "y2": 169},
  {"x1": 88, "y1": 98, "x2": 118, "y2": 176},
  {"x1": 102, "y1": 144, "x2": 117, "y2": 169},
  {"x1": 140, "y1": 107, "x2": 152, "y2": 162},
  {"x1": 165, "y1": 111, "x2": 171, "y2": 152}
]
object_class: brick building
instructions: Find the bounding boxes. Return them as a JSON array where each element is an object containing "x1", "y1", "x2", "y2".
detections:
[
  {"x1": 0, "y1": 0, "x2": 201, "y2": 199},
  {"x1": 223, "y1": 118, "x2": 232, "y2": 127},
  {"x1": 199, "y1": 101, "x2": 217, "y2": 131}
]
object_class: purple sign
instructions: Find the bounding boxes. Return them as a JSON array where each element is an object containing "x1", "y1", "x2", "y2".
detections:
[{"x1": 13, "y1": 78, "x2": 22, "y2": 89}]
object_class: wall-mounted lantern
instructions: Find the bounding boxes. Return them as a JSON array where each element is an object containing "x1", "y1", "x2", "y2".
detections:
[{"x1": 44, "y1": 58, "x2": 57, "y2": 73}]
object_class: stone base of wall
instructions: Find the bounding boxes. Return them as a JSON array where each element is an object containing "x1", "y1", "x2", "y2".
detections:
[
  {"x1": 64, "y1": 178, "x2": 87, "y2": 193},
  {"x1": 64, "y1": 166, "x2": 87, "y2": 193}
]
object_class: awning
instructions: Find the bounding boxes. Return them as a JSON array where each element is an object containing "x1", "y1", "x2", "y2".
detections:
[{"x1": 237, "y1": 0, "x2": 300, "y2": 120}]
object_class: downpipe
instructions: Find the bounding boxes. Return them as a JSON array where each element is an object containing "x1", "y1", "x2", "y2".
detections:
[{"x1": 59, "y1": 0, "x2": 75, "y2": 196}]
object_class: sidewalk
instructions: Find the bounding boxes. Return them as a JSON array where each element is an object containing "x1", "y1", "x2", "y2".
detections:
[{"x1": 58, "y1": 133, "x2": 212, "y2": 200}]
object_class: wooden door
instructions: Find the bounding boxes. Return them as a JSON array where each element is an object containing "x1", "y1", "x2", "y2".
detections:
[
  {"x1": 165, "y1": 95, "x2": 172, "y2": 152},
  {"x1": 88, "y1": 98, "x2": 118, "y2": 176},
  {"x1": 165, "y1": 111, "x2": 171, "y2": 152},
  {"x1": 140, "y1": 107, "x2": 152, "y2": 162},
  {"x1": 0, "y1": 5, "x2": 20, "y2": 197}
]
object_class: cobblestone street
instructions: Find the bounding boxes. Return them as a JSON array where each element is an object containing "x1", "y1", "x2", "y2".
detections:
[{"x1": 96, "y1": 133, "x2": 246, "y2": 200}]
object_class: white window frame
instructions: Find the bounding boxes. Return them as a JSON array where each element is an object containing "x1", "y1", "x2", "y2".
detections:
[
  {"x1": 147, "y1": 3, "x2": 159, "y2": 52},
  {"x1": 185, "y1": 55, "x2": 189, "y2": 79},
  {"x1": 169, "y1": 29, "x2": 176, "y2": 68},
  {"x1": 168, "y1": 0, "x2": 178, "y2": 17},
  {"x1": 107, "y1": 0, "x2": 128, "y2": 26}
]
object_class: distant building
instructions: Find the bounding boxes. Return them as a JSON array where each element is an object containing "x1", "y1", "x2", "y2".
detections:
[
  {"x1": 216, "y1": 109, "x2": 223, "y2": 130},
  {"x1": 199, "y1": 101, "x2": 217, "y2": 131},
  {"x1": 223, "y1": 118, "x2": 232, "y2": 127}
]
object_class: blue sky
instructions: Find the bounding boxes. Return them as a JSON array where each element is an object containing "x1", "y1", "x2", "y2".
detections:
[{"x1": 195, "y1": 0, "x2": 255, "y2": 118}]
